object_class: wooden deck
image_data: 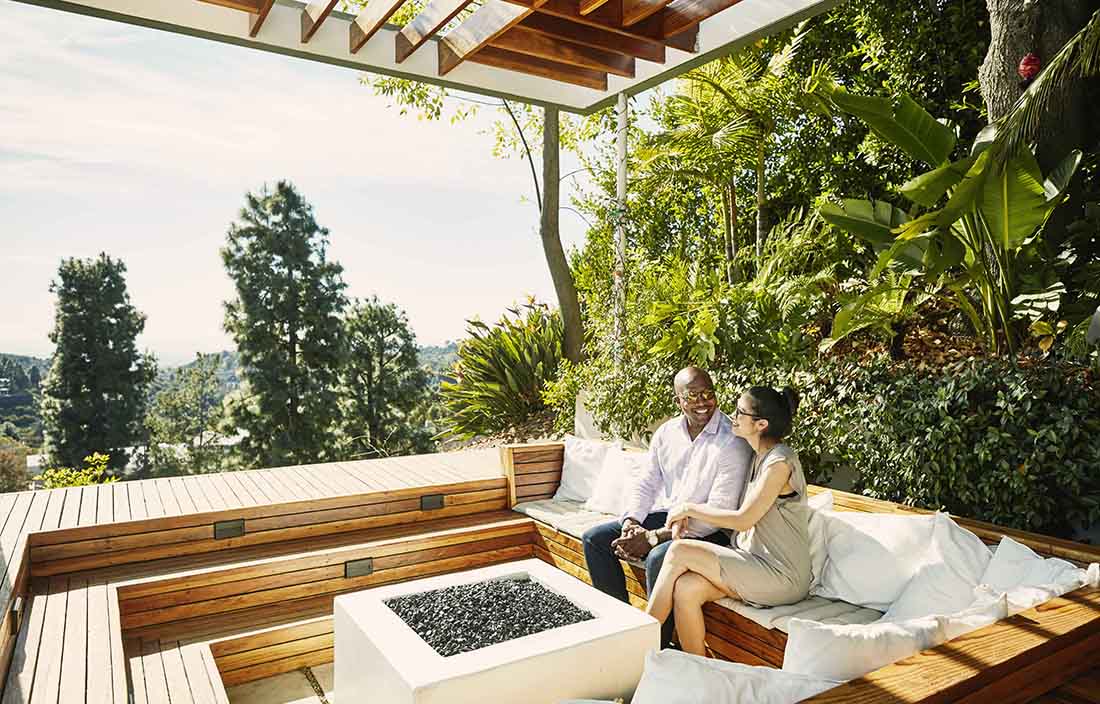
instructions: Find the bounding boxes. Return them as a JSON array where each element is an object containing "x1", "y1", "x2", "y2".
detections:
[{"x1": 0, "y1": 449, "x2": 507, "y2": 704}]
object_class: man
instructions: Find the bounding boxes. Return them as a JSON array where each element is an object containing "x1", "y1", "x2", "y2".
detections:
[{"x1": 581, "y1": 366, "x2": 752, "y2": 647}]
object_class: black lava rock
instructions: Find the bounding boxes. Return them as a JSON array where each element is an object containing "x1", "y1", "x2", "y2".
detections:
[{"x1": 384, "y1": 577, "x2": 594, "y2": 657}]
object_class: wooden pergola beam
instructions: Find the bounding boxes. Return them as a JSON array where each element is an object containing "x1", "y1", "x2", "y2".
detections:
[
  {"x1": 622, "y1": 0, "x2": 671, "y2": 26},
  {"x1": 396, "y1": 0, "x2": 475, "y2": 62},
  {"x1": 490, "y1": 26, "x2": 635, "y2": 78},
  {"x1": 519, "y1": 14, "x2": 666, "y2": 63},
  {"x1": 578, "y1": 0, "x2": 612, "y2": 15},
  {"x1": 248, "y1": 0, "x2": 275, "y2": 37},
  {"x1": 349, "y1": 0, "x2": 408, "y2": 53},
  {"x1": 466, "y1": 45, "x2": 608, "y2": 90},
  {"x1": 509, "y1": 0, "x2": 697, "y2": 53},
  {"x1": 662, "y1": 0, "x2": 743, "y2": 37},
  {"x1": 197, "y1": 0, "x2": 262, "y2": 12},
  {"x1": 300, "y1": 0, "x2": 339, "y2": 43},
  {"x1": 438, "y1": 0, "x2": 537, "y2": 75}
]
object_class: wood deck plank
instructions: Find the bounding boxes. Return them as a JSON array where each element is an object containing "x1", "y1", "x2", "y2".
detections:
[
  {"x1": 85, "y1": 581, "x2": 115, "y2": 704},
  {"x1": 113, "y1": 483, "x2": 132, "y2": 524},
  {"x1": 1, "y1": 588, "x2": 47, "y2": 704},
  {"x1": 57, "y1": 487, "x2": 82, "y2": 530},
  {"x1": 58, "y1": 577, "x2": 87, "y2": 704},
  {"x1": 76, "y1": 486, "x2": 99, "y2": 526},
  {"x1": 308, "y1": 464, "x2": 363, "y2": 496},
  {"x1": 154, "y1": 478, "x2": 183, "y2": 517},
  {"x1": 250, "y1": 470, "x2": 295, "y2": 503},
  {"x1": 39, "y1": 490, "x2": 65, "y2": 533},
  {"x1": 180, "y1": 476, "x2": 217, "y2": 513},
  {"x1": 0, "y1": 493, "x2": 20, "y2": 536},
  {"x1": 204, "y1": 474, "x2": 242, "y2": 510},
  {"x1": 234, "y1": 471, "x2": 276, "y2": 505},
  {"x1": 333, "y1": 462, "x2": 388, "y2": 491},
  {"x1": 327, "y1": 463, "x2": 378, "y2": 493},
  {"x1": 127, "y1": 482, "x2": 148, "y2": 521},
  {"x1": 160, "y1": 640, "x2": 192, "y2": 703},
  {"x1": 202, "y1": 646, "x2": 230, "y2": 704},
  {"x1": 96, "y1": 484, "x2": 114, "y2": 525},
  {"x1": 220, "y1": 472, "x2": 262, "y2": 508},
  {"x1": 139, "y1": 639, "x2": 170, "y2": 704},
  {"x1": 168, "y1": 477, "x2": 198, "y2": 515},
  {"x1": 26, "y1": 577, "x2": 67, "y2": 704},
  {"x1": 283, "y1": 466, "x2": 329, "y2": 499},
  {"x1": 126, "y1": 639, "x2": 148, "y2": 704},
  {"x1": 264, "y1": 467, "x2": 314, "y2": 501},
  {"x1": 178, "y1": 643, "x2": 219, "y2": 704},
  {"x1": 107, "y1": 587, "x2": 127, "y2": 704},
  {"x1": 397, "y1": 454, "x2": 469, "y2": 483},
  {"x1": 140, "y1": 481, "x2": 166, "y2": 519}
]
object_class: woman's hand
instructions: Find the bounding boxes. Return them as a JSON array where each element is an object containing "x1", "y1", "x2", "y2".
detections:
[{"x1": 666, "y1": 503, "x2": 697, "y2": 527}]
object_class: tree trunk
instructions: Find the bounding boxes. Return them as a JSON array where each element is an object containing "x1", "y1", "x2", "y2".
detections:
[
  {"x1": 980, "y1": 0, "x2": 1099, "y2": 169},
  {"x1": 540, "y1": 107, "x2": 585, "y2": 364},
  {"x1": 755, "y1": 142, "x2": 766, "y2": 268},
  {"x1": 722, "y1": 177, "x2": 739, "y2": 284}
]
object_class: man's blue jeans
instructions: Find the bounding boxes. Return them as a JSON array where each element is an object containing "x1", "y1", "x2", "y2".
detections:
[{"x1": 581, "y1": 512, "x2": 729, "y2": 647}]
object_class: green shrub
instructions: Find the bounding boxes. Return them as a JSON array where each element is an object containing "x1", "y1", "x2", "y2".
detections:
[
  {"x1": 0, "y1": 438, "x2": 30, "y2": 493},
  {"x1": 35, "y1": 452, "x2": 118, "y2": 489},
  {"x1": 549, "y1": 355, "x2": 1100, "y2": 536},
  {"x1": 441, "y1": 302, "x2": 563, "y2": 439}
]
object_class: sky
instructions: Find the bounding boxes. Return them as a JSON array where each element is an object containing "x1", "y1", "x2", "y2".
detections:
[{"x1": 0, "y1": 1, "x2": 596, "y2": 366}]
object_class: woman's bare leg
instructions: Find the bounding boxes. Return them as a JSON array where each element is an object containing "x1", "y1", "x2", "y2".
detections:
[
  {"x1": 645, "y1": 542, "x2": 736, "y2": 633},
  {"x1": 672, "y1": 572, "x2": 728, "y2": 655}
]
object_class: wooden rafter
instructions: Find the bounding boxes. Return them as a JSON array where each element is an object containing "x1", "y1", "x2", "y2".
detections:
[
  {"x1": 301, "y1": 0, "x2": 339, "y2": 43},
  {"x1": 467, "y1": 45, "x2": 607, "y2": 90},
  {"x1": 578, "y1": 0, "x2": 612, "y2": 15},
  {"x1": 662, "y1": 0, "x2": 742, "y2": 37},
  {"x1": 248, "y1": 0, "x2": 275, "y2": 37},
  {"x1": 506, "y1": 0, "x2": 698, "y2": 53},
  {"x1": 520, "y1": 14, "x2": 665, "y2": 64},
  {"x1": 197, "y1": 0, "x2": 263, "y2": 11},
  {"x1": 396, "y1": 0, "x2": 475, "y2": 62},
  {"x1": 622, "y1": 0, "x2": 671, "y2": 26},
  {"x1": 437, "y1": 0, "x2": 540, "y2": 76},
  {"x1": 349, "y1": 0, "x2": 408, "y2": 53},
  {"x1": 490, "y1": 26, "x2": 635, "y2": 78}
]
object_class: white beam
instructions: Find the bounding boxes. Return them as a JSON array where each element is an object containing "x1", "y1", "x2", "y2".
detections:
[{"x1": 9, "y1": 0, "x2": 841, "y2": 113}]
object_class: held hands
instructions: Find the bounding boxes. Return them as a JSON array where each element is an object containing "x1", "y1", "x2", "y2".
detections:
[
  {"x1": 612, "y1": 520, "x2": 653, "y2": 560},
  {"x1": 666, "y1": 503, "x2": 696, "y2": 540}
]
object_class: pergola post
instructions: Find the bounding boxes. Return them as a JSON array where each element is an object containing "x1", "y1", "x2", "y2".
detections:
[{"x1": 613, "y1": 91, "x2": 628, "y2": 362}]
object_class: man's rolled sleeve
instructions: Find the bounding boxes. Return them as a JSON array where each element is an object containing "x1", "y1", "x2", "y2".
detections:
[{"x1": 620, "y1": 433, "x2": 664, "y2": 525}]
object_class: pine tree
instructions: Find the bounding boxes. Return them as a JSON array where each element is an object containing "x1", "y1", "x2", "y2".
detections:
[
  {"x1": 40, "y1": 254, "x2": 156, "y2": 471},
  {"x1": 338, "y1": 298, "x2": 435, "y2": 459},
  {"x1": 145, "y1": 353, "x2": 226, "y2": 476},
  {"x1": 222, "y1": 181, "x2": 348, "y2": 468}
]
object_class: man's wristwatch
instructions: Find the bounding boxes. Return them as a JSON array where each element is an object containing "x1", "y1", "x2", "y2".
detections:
[{"x1": 646, "y1": 530, "x2": 658, "y2": 548}]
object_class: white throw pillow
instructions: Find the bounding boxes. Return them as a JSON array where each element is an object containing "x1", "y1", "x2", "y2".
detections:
[
  {"x1": 584, "y1": 449, "x2": 647, "y2": 515},
  {"x1": 782, "y1": 615, "x2": 945, "y2": 682},
  {"x1": 980, "y1": 536, "x2": 1081, "y2": 593},
  {"x1": 941, "y1": 594, "x2": 1008, "y2": 640},
  {"x1": 554, "y1": 436, "x2": 620, "y2": 503},
  {"x1": 880, "y1": 513, "x2": 993, "y2": 622},
  {"x1": 812, "y1": 511, "x2": 935, "y2": 611},
  {"x1": 806, "y1": 491, "x2": 833, "y2": 590},
  {"x1": 632, "y1": 649, "x2": 839, "y2": 704}
]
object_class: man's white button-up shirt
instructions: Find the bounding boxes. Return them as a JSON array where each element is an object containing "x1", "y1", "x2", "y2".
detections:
[{"x1": 620, "y1": 410, "x2": 752, "y2": 538}]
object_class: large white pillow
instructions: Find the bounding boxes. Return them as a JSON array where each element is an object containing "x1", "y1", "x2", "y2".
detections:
[
  {"x1": 880, "y1": 513, "x2": 993, "y2": 622},
  {"x1": 806, "y1": 491, "x2": 833, "y2": 590},
  {"x1": 812, "y1": 511, "x2": 936, "y2": 611},
  {"x1": 584, "y1": 449, "x2": 647, "y2": 515},
  {"x1": 980, "y1": 536, "x2": 1081, "y2": 593},
  {"x1": 632, "y1": 649, "x2": 839, "y2": 704},
  {"x1": 553, "y1": 436, "x2": 620, "y2": 503},
  {"x1": 782, "y1": 615, "x2": 945, "y2": 682}
]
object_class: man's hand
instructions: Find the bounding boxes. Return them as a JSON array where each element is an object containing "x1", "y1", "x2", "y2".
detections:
[
  {"x1": 620, "y1": 519, "x2": 645, "y2": 539},
  {"x1": 612, "y1": 530, "x2": 653, "y2": 561}
]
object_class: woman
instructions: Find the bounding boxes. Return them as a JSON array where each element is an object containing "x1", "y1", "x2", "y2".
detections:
[{"x1": 644, "y1": 386, "x2": 811, "y2": 656}]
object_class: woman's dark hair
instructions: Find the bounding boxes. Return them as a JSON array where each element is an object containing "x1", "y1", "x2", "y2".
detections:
[{"x1": 745, "y1": 386, "x2": 801, "y2": 440}]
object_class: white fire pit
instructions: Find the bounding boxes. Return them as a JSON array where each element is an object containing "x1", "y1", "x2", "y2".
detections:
[{"x1": 334, "y1": 558, "x2": 659, "y2": 704}]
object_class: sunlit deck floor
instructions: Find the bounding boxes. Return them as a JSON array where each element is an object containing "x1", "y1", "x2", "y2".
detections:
[{"x1": 0, "y1": 449, "x2": 507, "y2": 704}]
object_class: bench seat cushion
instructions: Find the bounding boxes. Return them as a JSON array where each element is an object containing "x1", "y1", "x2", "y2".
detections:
[{"x1": 514, "y1": 498, "x2": 882, "y2": 634}]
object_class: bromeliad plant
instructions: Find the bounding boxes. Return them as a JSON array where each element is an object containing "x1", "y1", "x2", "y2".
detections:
[
  {"x1": 812, "y1": 83, "x2": 1082, "y2": 356},
  {"x1": 440, "y1": 300, "x2": 563, "y2": 440}
]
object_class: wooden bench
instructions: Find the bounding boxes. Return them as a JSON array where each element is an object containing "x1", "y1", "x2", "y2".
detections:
[{"x1": 502, "y1": 441, "x2": 1100, "y2": 701}]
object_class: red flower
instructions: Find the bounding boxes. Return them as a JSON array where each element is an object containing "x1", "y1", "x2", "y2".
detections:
[{"x1": 1018, "y1": 53, "x2": 1041, "y2": 80}]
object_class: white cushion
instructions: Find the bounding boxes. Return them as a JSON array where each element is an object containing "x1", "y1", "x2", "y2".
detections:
[
  {"x1": 782, "y1": 615, "x2": 945, "y2": 682},
  {"x1": 812, "y1": 512, "x2": 935, "y2": 611},
  {"x1": 806, "y1": 491, "x2": 833, "y2": 590},
  {"x1": 880, "y1": 513, "x2": 992, "y2": 622},
  {"x1": 632, "y1": 649, "x2": 838, "y2": 704},
  {"x1": 553, "y1": 436, "x2": 620, "y2": 503},
  {"x1": 942, "y1": 594, "x2": 1008, "y2": 640},
  {"x1": 980, "y1": 536, "x2": 1082, "y2": 594},
  {"x1": 584, "y1": 449, "x2": 646, "y2": 515}
]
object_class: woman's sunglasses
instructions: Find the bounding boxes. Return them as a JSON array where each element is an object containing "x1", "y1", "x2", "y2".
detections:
[{"x1": 734, "y1": 406, "x2": 765, "y2": 420}]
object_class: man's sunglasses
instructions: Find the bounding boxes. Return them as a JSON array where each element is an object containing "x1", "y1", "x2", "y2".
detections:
[{"x1": 677, "y1": 389, "x2": 716, "y2": 403}]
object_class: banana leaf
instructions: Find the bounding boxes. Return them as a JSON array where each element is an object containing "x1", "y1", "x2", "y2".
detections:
[
  {"x1": 826, "y1": 89, "x2": 956, "y2": 167},
  {"x1": 819, "y1": 199, "x2": 910, "y2": 247},
  {"x1": 900, "y1": 154, "x2": 978, "y2": 208}
]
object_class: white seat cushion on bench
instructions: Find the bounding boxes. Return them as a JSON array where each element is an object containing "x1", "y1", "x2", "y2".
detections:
[{"x1": 514, "y1": 498, "x2": 881, "y2": 633}]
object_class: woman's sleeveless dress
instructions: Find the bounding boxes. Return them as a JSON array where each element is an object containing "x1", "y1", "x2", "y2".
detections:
[{"x1": 717, "y1": 444, "x2": 812, "y2": 607}]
